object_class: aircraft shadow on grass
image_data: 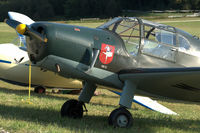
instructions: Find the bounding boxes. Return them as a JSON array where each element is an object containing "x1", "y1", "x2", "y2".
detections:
[
  {"x1": 0, "y1": 86, "x2": 199, "y2": 106},
  {"x1": 0, "y1": 87, "x2": 68, "y2": 101},
  {"x1": 0, "y1": 104, "x2": 199, "y2": 132},
  {"x1": 0, "y1": 87, "x2": 121, "y2": 109},
  {"x1": 0, "y1": 87, "x2": 200, "y2": 131}
]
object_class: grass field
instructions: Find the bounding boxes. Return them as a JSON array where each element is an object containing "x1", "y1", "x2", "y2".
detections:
[{"x1": 1, "y1": 17, "x2": 200, "y2": 133}]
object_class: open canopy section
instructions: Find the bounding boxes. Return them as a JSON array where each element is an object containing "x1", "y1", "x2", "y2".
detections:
[
  {"x1": 98, "y1": 17, "x2": 193, "y2": 61},
  {"x1": 98, "y1": 17, "x2": 141, "y2": 56}
]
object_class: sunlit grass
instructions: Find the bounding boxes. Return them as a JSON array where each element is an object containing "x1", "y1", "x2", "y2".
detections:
[
  {"x1": 0, "y1": 23, "x2": 16, "y2": 44},
  {"x1": 0, "y1": 80, "x2": 200, "y2": 133}
]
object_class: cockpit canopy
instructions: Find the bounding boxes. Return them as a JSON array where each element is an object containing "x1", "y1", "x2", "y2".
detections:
[{"x1": 98, "y1": 17, "x2": 193, "y2": 61}]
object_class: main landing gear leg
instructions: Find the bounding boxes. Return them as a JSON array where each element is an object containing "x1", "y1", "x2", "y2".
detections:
[
  {"x1": 109, "y1": 80, "x2": 136, "y2": 128},
  {"x1": 61, "y1": 81, "x2": 97, "y2": 118}
]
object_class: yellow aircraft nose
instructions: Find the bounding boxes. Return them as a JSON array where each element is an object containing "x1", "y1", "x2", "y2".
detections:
[{"x1": 16, "y1": 24, "x2": 27, "y2": 35}]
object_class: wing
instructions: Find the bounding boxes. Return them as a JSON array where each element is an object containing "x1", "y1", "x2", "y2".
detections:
[{"x1": 119, "y1": 67, "x2": 200, "y2": 102}]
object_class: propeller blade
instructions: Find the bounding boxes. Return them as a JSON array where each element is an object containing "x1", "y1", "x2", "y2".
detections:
[
  {"x1": 5, "y1": 19, "x2": 27, "y2": 35},
  {"x1": 5, "y1": 19, "x2": 47, "y2": 43},
  {"x1": 4, "y1": 19, "x2": 21, "y2": 29}
]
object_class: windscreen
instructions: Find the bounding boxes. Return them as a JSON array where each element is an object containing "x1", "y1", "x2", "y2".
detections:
[{"x1": 106, "y1": 18, "x2": 140, "y2": 56}]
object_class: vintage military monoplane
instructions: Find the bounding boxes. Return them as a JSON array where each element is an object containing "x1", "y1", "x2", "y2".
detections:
[
  {"x1": 1, "y1": 12, "x2": 177, "y2": 116},
  {"x1": 5, "y1": 13, "x2": 200, "y2": 128}
]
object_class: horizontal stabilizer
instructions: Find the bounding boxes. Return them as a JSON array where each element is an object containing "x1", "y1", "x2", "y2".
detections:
[
  {"x1": 134, "y1": 96, "x2": 178, "y2": 115},
  {"x1": 111, "y1": 91, "x2": 178, "y2": 115}
]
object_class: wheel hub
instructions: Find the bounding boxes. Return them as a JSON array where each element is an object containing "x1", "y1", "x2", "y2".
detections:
[{"x1": 117, "y1": 114, "x2": 128, "y2": 127}]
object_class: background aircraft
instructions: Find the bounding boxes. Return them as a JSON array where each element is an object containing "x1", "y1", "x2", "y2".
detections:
[
  {"x1": 6, "y1": 12, "x2": 196, "y2": 128},
  {"x1": 0, "y1": 43, "x2": 82, "y2": 92}
]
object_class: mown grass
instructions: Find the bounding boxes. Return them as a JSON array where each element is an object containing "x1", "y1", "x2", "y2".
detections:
[
  {"x1": 0, "y1": 18, "x2": 200, "y2": 132},
  {"x1": 0, "y1": 23, "x2": 16, "y2": 44},
  {"x1": 0, "y1": 80, "x2": 200, "y2": 133}
]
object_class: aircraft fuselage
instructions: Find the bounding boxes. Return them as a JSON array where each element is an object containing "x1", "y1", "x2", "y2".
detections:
[{"x1": 26, "y1": 18, "x2": 200, "y2": 102}]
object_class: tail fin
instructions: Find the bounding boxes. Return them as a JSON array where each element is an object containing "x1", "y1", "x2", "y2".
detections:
[{"x1": 8, "y1": 11, "x2": 35, "y2": 49}]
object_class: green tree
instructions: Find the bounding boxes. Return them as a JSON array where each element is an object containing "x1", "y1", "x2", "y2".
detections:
[
  {"x1": 31, "y1": 0, "x2": 55, "y2": 20},
  {"x1": 64, "y1": 0, "x2": 81, "y2": 19},
  {"x1": 2, "y1": 0, "x2": 200, "y2": 21},
  {"x1": 79, "y1": 0, "x2": 90, "y2": 17},
  {"x1": 105, "y1": 0, "x2": 121, "y2": 17},
  {"x1": 48, "y1": 0, "x2": 66, "y2": 16}
]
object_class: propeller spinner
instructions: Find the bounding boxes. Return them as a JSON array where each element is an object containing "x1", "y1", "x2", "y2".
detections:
[{"x1": 16, "y1": 24, "x2": 27, "y2": 35}]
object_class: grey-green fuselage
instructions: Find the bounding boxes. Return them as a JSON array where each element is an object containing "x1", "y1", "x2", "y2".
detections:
[{"x1": 26, "y1": 19, "x2": 200, "y2": 102}]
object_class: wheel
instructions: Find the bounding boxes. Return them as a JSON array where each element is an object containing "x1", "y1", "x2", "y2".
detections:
[
  {"x1": 108, "y1": 108, "x2": 119, "y2": 125},
  {"x1": 61, "y1": 99, "x2": 83, "y2": 118},
  {"x1": 34, "y1": 86, "x2": 46, "y2": 94},
  {"x1": 108, "y1": 107, "x2": 133, "y2": 128}
]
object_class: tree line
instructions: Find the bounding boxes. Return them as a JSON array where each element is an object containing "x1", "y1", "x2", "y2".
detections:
[{"x1": 0, "y1": 0, "x2": 200, "y2": 21}]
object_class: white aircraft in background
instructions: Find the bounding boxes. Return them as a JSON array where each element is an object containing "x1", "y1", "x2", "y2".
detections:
[
  {"x1": 0, "y1": 43, "x2": 82, "y2": 92},
  {"x1": 0, "y1": 11, "x2": 178, "y2": 115},
  {"x1": 0, "y1": 12, "x2": 82, "y2": 93}
]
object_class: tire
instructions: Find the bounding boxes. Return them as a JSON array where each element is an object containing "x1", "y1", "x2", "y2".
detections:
[
  {"x1": 61, "y1": 99, "x2": 83, "y2": 119},
  {"x1": 34, "y1": 86, "x2": 46, "y2": 94},
  {"x1": 108, "y1": 107, "x2": 133, "y2": 128},
  {"x1": 108, "y1": 108, "x2": 119, "y2": 125}
]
